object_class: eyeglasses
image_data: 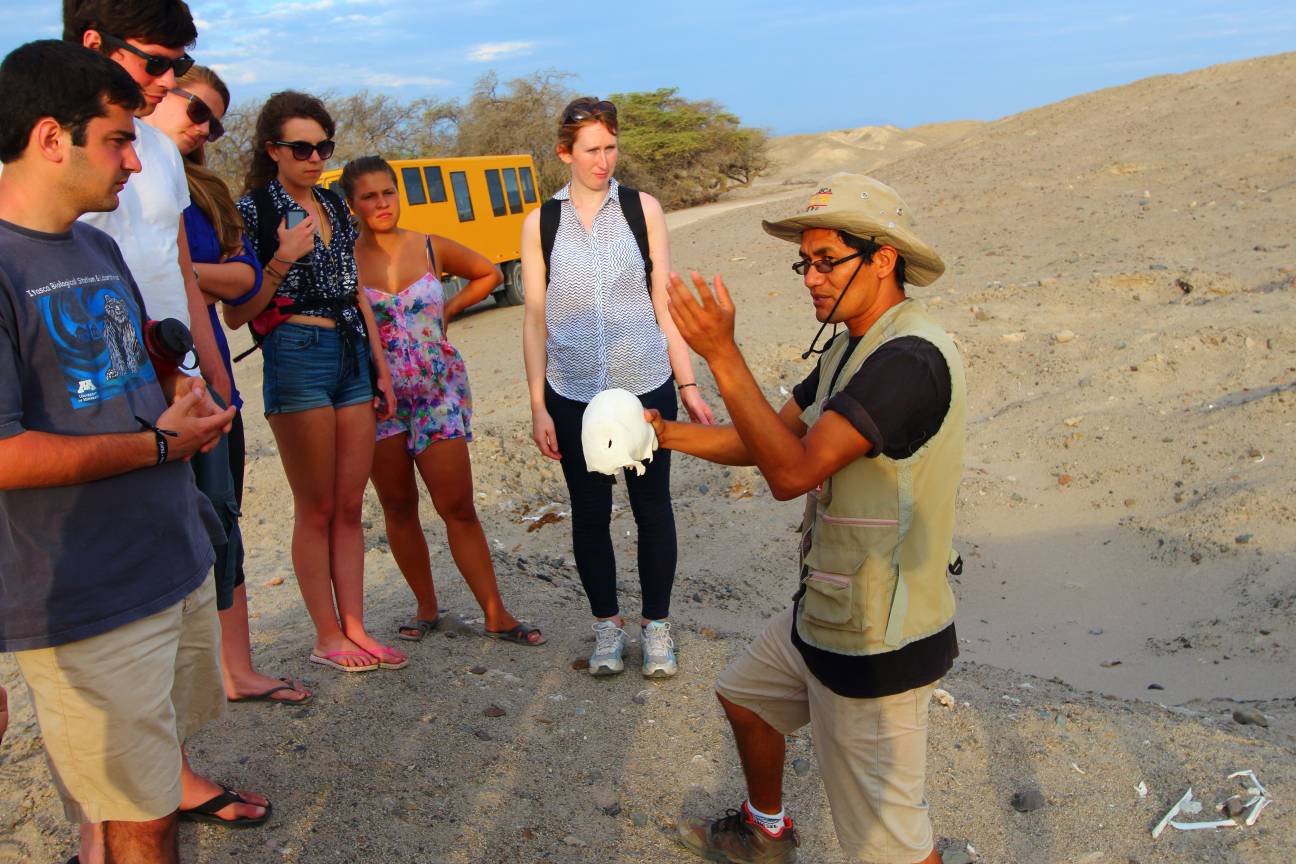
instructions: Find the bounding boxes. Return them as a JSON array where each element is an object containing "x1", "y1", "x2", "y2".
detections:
[
  {"x1": 100, "y1": 33, "x2": 194, "y2": 78},
  {"x1": 169, "y1": 88, "x2": 224, "y2": 142},
  {"x1": 562, "y1": 100, "x2": 617, "y2": 125},
  {"x1": 273, "y1": 140, "x2": 337, "y2": 161},
  {"x1": 791, "y1": 250, "x2": 864, "y2": 276}
]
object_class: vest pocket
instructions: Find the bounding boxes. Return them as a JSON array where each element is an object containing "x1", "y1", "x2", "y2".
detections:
[{"x1": 803, "y1": 570, "x2": 854, "y2": 624}]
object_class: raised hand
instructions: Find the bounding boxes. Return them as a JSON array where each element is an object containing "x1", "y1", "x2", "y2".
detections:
[{"x1": 666, "y1": 271, "x2": 737, "y2": 361}]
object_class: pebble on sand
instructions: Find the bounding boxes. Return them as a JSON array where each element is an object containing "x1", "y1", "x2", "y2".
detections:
[
  {"x1": 1011, "y1": 789, "x2": 1046, "y2": 812},
  {"x1": 1231, "y1": 707, "x2": 1268, "y2": 727}
]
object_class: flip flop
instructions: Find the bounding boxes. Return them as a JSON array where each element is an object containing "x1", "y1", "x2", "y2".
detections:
[
  {"x1": 484, "y1": 623, "x2": 547, "y2": 646},
  {"x1": 309, "y1": 649, "x2": 378, "y2": 673},
  {"x1": 367, "y1": 644, "x2": 409, "y2": 670},
  {"x1": 397, "y1": 617, "x2": 441, "y2": 642},
  {"x1": 179, "y1": 786, "x2": 272, "y2": 829},
  {"x1": 227, "y1": 677, "x2": 312, "y2": 705}
]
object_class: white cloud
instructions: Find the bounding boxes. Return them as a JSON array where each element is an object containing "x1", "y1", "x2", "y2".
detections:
[
  {"x1": 466, "y1": 40, "x2": 535, "y2": 62},
  {"x1": 359, "y1": 72, "x2": 452, "y2": 88},
  {"x1": 210, "y1": 63, "x2": 257, "y2": 85}
]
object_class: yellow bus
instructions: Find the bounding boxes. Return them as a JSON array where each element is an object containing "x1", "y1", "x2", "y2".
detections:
[{"x1": 321, "y1": 154, "x2": 541, "y2": 306}]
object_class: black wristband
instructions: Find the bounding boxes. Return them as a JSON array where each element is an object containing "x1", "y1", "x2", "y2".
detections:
[
  {"x1": 677, "y1": 382, "x2": 697, "y2": 390},
  {"x1": 135, "y1": 416, "x2": 178, "y2": 466}
]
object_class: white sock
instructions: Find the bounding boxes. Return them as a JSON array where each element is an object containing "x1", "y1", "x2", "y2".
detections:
[{"x1": 744, "y1": 800, "x2": 786, "y2": 835}]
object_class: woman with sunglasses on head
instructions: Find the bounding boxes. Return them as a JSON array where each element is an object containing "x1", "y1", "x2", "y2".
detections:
[
  {"x1": 521, "y1": 98, "x2": 714, "y2": 679},
  {"x1": 340, "y1": 156, "x2": 545, "y2": 646},
  {"x1": 235, "y1": 92, "x2": 405, "y2": 674},
  {"x1": 144, "y1": 66, "x2": 311, "y2": 704}
]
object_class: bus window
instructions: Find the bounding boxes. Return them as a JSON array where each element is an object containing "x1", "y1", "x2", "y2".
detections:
[
  {"x1": 502, "y1": 168, "x2": 523, "y2": 214},
  {"x1": 519, "y1": 166, "x2": 537, "y2": 203},
  {"x1": 401, "y1": 167, "x2": 427, "y2": 206},
  {"x1": 424, "y1": 166, "x2": 447, "y2": 203},
  {"x1": 484, "y1": 169, "x2": 507, "y2": 218},
  {"x1": 450, "y1": 171, "x2": 474, "y2": 222}
]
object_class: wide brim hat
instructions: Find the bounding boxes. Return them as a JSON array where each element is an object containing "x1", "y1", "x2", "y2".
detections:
[{"x1": 762, "y1": 173, "x2": 945, "y2": 286}]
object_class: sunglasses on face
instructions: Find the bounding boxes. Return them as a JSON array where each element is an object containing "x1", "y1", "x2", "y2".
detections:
[
  {"x1": 100, "y1": 33, "x2": 194, "y2": 78},
  {"x1": 562, "y1": 100, "x2": 617, "y2": 125},
  {"x1": 791, "y1": 250, "x2": 865, "y2": 276},
  {"x1": 169, "y1": 88, "x2": 224, "y2": 141},
  {"x1": 273, "y1": 139, "x2": 336, "y2": 161}
]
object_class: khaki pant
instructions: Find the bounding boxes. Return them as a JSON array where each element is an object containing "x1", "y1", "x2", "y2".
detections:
[
  {"x1": 716, "y1": 606, "x2": 935, "y2": 864},
  {"x1": 14, "y1": 575, "x2": 224, "y2": 823}
]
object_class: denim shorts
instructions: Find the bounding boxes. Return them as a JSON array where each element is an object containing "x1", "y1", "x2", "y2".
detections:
[{"x1": 262, "y1": 323, "x2": 373, "y2": 416}]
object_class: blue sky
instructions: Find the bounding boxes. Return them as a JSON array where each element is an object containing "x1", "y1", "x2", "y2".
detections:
[{"x1": 2, "y1": 1, "x2": 1291, "y2": 135}]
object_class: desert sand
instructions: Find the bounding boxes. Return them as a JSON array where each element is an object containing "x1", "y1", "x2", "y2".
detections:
[{"x1": 2, "y1": 51, "x2": 1294, "y2": 863}]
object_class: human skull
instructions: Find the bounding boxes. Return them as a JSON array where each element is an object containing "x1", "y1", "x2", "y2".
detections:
[{"x1": 581, "y1": 388, "x2": 658, "y2": 476}]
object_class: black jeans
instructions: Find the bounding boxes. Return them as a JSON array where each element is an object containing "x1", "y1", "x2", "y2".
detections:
[{"x1": 546, "y1": 379, "x2": 678, "y2": 620}]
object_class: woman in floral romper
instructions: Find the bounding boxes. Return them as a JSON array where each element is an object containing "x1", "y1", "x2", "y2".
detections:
[{"x1": 342, "y1": 156, "x2": 544, "y2": 645}]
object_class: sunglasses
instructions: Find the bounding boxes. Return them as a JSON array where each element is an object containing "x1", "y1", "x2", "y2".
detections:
[
  {"x1": 100, "y1": 33, "x2": 194, "y2": 78},
  {"x1": 169, "y1": 88, "x2": 224, "y2": 142},
  {"x1": 562, "y1": 100, "x2": 617, "y2": 125},
  {"x1": 791, "y1": 250, "x2": 864, "y2": 276},
  {"x1": 273, "y1": 139, "x2": 336, "y2": 161}
]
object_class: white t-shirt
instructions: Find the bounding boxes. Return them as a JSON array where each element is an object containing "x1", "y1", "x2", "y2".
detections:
[{"x1": 80, "y1": 119, "x2": 191, "y2": 327}]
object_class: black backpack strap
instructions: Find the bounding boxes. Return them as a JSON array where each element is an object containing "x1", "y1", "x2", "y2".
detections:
[
  {"x1": 248, "y1": 186, "x2": 279, "y2": 267},
  {"x1": 617, "y1": 185, "x2": 653, "y2": 295},
  {"x1": 539, "y1": 197, "x2": 561, "y2": 286},
  {"x1": 424, "y1": 235, "x2": 436, "y2": 275},
  {"x1": 317, "y1": 186, "x2": 349, "y2": 231}
]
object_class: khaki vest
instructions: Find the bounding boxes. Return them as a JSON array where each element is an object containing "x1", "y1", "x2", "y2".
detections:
[{"x1": 796, "y1": 299, "x2": 966, "y2": 655}]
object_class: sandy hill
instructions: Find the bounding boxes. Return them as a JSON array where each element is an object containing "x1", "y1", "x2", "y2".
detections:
[
  {"x1": 3, "y1": 53, "x2": 1293, "y2": 864},
  {"x1": 762, "y1": 120, "x2": 983, "y2": 184}
]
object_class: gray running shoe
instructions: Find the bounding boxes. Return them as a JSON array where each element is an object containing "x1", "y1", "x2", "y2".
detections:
[
  {"x1": 641, "y1": 620, "x2": 678, "y2": 678},
  {"x1": 589, "y1": 620, "x2": 626, "y2": 676},
  {"x1": 677, "y1": 806, "x2": 799, "y2": 863}
]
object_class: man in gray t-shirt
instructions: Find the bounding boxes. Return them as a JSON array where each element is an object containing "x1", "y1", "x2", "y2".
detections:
[{"x1": 0, "y1": 41, "x2": 242, "y2": 862}]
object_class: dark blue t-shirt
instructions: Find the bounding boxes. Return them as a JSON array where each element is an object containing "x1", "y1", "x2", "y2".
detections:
[{"x1": 0, "y1": 218, "x2": 215, "y2": 651}]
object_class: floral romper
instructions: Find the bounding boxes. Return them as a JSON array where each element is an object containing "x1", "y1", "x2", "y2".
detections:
[{"x1": 366, "y1": 237, "x2": 473, "y2": 455}]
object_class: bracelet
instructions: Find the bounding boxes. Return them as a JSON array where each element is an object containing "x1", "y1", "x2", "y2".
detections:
[
  {"x1": 272, "y1": 254, "x2": 295, "y2": 268},
  {"x1": 265, "y1": 264, "x2": 287, "y2": 281},
  {"x1": 677, "y1": 382, "x2": 697, "y2": 390},
  {"x1": 135, "y1": 415, "x2": 178, "y2": 466}
]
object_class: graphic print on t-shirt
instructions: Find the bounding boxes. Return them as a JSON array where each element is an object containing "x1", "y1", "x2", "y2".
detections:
[{"x1": 35, "y1": 277, "x2": 156, "y2": 408}]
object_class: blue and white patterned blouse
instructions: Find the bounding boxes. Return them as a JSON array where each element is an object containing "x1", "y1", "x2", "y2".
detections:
[{"x1": 236, "y1": 179, "x2": 366, "y2": 343}]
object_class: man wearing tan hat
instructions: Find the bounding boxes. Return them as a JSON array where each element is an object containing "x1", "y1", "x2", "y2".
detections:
[{"x1": 651, "y1": 174, "x2": 962, "y2": 864}]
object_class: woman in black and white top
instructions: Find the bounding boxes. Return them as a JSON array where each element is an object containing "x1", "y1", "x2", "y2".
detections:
[{"x1": 521, "y1": 97, "x2": 713, "y2": 679}]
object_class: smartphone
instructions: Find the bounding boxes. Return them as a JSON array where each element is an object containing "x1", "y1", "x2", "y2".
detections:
[{"x1": 285, "y1": 208, "x2": 307, "y2": 229}]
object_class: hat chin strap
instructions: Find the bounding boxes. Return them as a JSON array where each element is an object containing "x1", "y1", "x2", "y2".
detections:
[{"x1": 800, "y1": 259, "x2": 864, "y2": 360}]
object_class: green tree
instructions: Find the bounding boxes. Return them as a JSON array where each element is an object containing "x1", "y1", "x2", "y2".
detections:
[{"x1": 610, "y1": 87, "x2": 769, "y2": 209}]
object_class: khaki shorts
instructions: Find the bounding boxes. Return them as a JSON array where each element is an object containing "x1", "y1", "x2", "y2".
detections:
[
  {"x1": 716, "y1": 606, "x2": 935, "y2": 864},
  {"x1": 13, "y1": 574, "x2": 224, "y2": 824}
]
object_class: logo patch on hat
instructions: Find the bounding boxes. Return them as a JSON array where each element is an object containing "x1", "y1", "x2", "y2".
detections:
[{"x1": 805, "y1": 187, "x2": 832, "y2": 212}]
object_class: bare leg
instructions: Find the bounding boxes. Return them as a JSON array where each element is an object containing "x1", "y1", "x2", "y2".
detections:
[
  {"x1": 103, "y1": 815, "x2": 177, "y2": 864},
  {"x1": 718, "y1": 692, "x2": 786, "y2": 813},
  {"x1": 220, "y1": 584, "x2": 309, "y2": 701},
  {"x1": 329, "y1": 404, "x2": 399, "y2": 660},
  {"x1": 414, "y1": 437, "x2": 528, "y2": 636},
  {"x1": 79, "y1": 822, "x2": 104, "y2": 864},
  {"x1": 370, "y1": 434, "x2": 440, "y2": 627},
  {"x1": 267, "y1": 407, "x2": 369, "y2": 667}
]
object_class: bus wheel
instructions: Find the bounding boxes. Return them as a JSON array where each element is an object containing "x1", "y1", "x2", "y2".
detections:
[{"x1": 497, "y1": 261, "x2": 526, "y2": 306}]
